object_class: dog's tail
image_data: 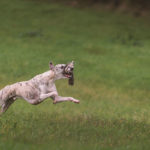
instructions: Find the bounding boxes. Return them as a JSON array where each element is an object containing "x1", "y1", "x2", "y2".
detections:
[{"x1": 0, "y1": 85, "x2": 16, "y2": 107}]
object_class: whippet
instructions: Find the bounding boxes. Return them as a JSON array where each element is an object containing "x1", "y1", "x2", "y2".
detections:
[{"x1": 0, "y1": 61, "x2": 80, "y2": 114}]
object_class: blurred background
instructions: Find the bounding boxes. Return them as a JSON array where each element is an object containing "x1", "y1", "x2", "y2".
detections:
[
  {"x1": 0, "y1": 0, "x2": 150, "y2": 150},
  {"x1": 48, "y1": 0, "x2": 150, "y2": 16}
]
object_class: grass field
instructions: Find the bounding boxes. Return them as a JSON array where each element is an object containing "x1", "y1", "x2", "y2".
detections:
[{"x1": 0, "y1": 0, "x2": 150, "y2": 149}]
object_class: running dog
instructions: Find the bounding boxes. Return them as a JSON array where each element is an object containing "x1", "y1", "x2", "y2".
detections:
[{"x1": 0, "y1": 61, "x2": 80, "y2": 114}]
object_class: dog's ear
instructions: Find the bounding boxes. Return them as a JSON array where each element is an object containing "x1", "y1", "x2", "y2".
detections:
[
  {"x1": 68, "y1": 73, "x2": 74, "y2": 86},
  {"x1": 49, "y1": 62, "x2": 55, "y2": 71}
]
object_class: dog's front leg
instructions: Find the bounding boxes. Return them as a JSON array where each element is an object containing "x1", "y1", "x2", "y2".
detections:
[
  {"x1": 40, "y1": 91, "x2": 58, "y2": 100},
  {"x1": 53, "y1": 96, "x2": 80, "y2": 104},
  {"x1": 24, "y1": 91, "x2": 58, "y2": 105}
]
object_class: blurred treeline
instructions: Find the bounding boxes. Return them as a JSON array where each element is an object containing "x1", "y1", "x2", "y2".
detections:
[
  {"x1": 38, "y1": 0, "x2": 150, "y2": 13},
  {"x1": 93, "y1": 0, "x2": 149, "y2": 8}
]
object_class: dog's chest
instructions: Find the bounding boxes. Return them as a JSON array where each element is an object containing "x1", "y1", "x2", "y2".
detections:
[{"x1": 39, "y1": 81, "x2": 54, "y2": 93}]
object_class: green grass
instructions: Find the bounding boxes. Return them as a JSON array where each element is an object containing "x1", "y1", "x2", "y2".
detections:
[{"x1": 0, "y1": 0, "x2": 150, "y2": 149}]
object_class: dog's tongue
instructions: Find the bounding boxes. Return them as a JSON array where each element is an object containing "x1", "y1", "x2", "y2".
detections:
[{"x1": 65, "y1": 74, "x2": 71, "y2": 78}]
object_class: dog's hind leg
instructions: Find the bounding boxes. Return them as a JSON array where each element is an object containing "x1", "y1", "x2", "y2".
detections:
[{"x1": 0, "y1": 98, "x2": 15, "y2": 114}]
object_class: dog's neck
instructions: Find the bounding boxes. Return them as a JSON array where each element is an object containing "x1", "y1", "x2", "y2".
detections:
[{"x1": 52, "y1": 71, "x2": 65, "y2": 81}]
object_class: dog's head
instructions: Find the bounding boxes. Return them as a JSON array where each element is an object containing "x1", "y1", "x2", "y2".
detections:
[{"x1": 49, "y1": 61, "x2": 74, "y2": 85}]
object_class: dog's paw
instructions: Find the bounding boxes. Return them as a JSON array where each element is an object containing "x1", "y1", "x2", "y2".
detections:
[
  {"x1": 53, "y1": 100, "x2": 57, "y2": 104},
  {"x1": 73, "y1": 100, "x2": 80, "y2": 104}
]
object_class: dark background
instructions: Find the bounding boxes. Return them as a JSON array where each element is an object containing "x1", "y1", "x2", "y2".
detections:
[{"x1": 34, "y1": 0, "x2": 150, "y2": 16}]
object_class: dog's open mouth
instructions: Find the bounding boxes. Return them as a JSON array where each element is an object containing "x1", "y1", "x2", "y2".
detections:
[
  {"x1": 63, "y1": 63, "x2": 74, "y2": 85},
  {"x1": 63, "y1": 65, "x2": 74, "y2": 78},
  {"x1": 64, "y1": 72, "x2": 73, "y2": 78}
]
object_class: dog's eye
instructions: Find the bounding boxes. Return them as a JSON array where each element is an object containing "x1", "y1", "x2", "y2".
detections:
[{"x1": 61, "y1": 66, "x2": 64, "y2": 69}]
